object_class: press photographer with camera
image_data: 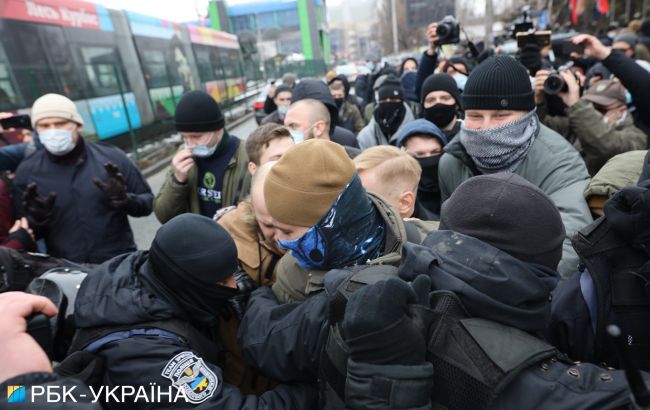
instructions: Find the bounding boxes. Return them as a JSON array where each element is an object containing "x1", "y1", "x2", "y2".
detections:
[
  {"x1": 414, "y1": 16, "x2": 461, "y2": 100},
  {"x1": 535, "y1": 66, "x2": 646, "y2": 176}
]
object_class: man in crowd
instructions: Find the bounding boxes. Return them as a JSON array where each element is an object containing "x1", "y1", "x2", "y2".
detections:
[
  {"x1": 420, "y1": 73, "x2": 463, "y2": 140},
  {"x1": 536, "y1": 73, "x2": 646, "y2": 175},
  {"x1": 153, "y1": 90, "x2": 249, "y2": 224},
  {"x1": 572, "y1": 33, "x2": 650, "y2": 139},
  {"x1": 261, "y1": 85, "x2": 292, "y2": 126},
  {"x1": 353, "y1": 145, "x2": 421, "y2": 219},
  {"x1": 357, "y1": 75, "x2": 415, "y2": 150},
  {"x1": 283, "y1": 98, "x2": 360, "y2": 158},
  {"x1": 439, "y1": 56, "x2": 592, "y2": 278},
  {"x1": 244, "y1": 123, "x2": 294, "y2": 176},
  {"x1": 395, "y1": 119, "x2": 448, "y2": 219},
  {"x1": 13, "y1": 93, "x2": 153, "y2": 264},
  {"x1": 328, "y1": 80, "x2": 363, "y2": 134},
  {"x1": 351, "y1": 173, "x2": 644, "y2": 409},
  {"x1": 64, "y1": 213, "x2": 316, "y2": 408},
  {"x1": 289, "y1": 79, "x2": 359, "y2": 149},
  {"x1": 259, "y1": 139, "x2": 415, "y2": 305}
]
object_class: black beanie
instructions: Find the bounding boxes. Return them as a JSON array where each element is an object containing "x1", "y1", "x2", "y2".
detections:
[
  {"x1": 149, "y1": 213, "x2": 238, "y2": 285},
  {"x1": 274, "y1": 85, "x2": 293, "y2": 99},
  {"x1": 421, "y1": 73, "x2": 462, "y2": 107},
  {"x1": 174, "y1": 90, "x2": 225, "y2": 132},
  {"x1": 462, "y1": 56, "x2": 535, "y2": 111},
  {"x1": 439, "y1": 173, "x2": 565, "y2": 270},
  {"x1": 377, "y1": 75, "x2": 404, "y2": 101}
]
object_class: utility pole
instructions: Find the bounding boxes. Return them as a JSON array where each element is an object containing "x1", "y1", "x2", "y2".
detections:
[
  {"x1": 391, "y1": 0, "x2": 398, "y2": 54},
  {"x1": 484, "y1": 0, "x2": 493, "y2": 48}
]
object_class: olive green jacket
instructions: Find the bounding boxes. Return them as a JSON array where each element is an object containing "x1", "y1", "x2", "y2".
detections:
[{"x1": 153, "y1": 137, "x2": 251, "y2": 224}]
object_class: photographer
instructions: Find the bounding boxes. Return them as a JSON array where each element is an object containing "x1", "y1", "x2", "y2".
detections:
[
  {"x1": 572, "y1": 34, "x2": 650, "y2": 140},
  {"x1": 535, "y1": 70, "x2": 646, "y2": 176}
]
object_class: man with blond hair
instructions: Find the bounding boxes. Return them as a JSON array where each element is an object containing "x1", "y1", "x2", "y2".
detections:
[{"x1": 353, "y1": 145, "x2": 421, "y2": 219}]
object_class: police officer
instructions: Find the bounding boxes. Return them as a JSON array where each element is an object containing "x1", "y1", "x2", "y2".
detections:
[{"x1": 65, "y1": 213, "x2": 316, "y2": 409}]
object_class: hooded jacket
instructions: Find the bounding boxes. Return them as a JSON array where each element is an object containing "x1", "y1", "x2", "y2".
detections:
[
  {"x1": 439, "y1": 122, "x2": 592, "y2": 278},
  {"x1": 356, "y1": 102, "x2": 415, "y2": 150},
  {"x1": 398, "y1": 230, "x2": 643, "y2": 410},
  {"x1": 72, "y1": 251, "x2": 316, "y2": 409},
  {"x1": 290, "y1": 79, "x2": 360, "y2": 149}
]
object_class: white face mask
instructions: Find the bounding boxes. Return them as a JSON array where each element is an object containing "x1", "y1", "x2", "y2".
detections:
[
  {"x1": 452, "y1": 73, "x2": 468, "y2": 91},
  {"x1": 39, "y1": 128, "x2": 76, "y2": 156},
  {"x1": 183, "y1": 132, "x2": 218, "y2": 158},
  {"x1": 289, "y1": 129, "x2": 304, "y2": 143}
]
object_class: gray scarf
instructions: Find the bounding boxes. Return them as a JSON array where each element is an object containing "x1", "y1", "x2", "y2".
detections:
[{"x1": 460, "y1": 109, "x2": 539, "y2": 174}]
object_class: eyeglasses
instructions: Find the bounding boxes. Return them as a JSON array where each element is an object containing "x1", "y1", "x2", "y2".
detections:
[{"x1": 612, "y1": 47, "x2": 632, "y2": 53}]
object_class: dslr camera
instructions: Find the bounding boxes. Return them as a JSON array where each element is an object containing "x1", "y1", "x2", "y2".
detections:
[
  {"x1": 436, "y1": 16, "x2": 460, "y2": 45},
  {"x1": 544, "y1": 61, "x2": 578, "y2": 95}
]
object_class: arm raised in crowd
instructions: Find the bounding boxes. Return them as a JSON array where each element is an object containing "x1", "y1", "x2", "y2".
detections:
[
  {"x1": 573, "y1": 34, "x2": 650, "y2": 119},
  {"x1": 415, "y1": 22, "x2": 440, "y2": 99}
]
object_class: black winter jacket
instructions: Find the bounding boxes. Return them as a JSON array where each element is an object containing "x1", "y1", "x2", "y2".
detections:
[
  {"x1": 72, "y1": 251, "x2": 316, "y2": 409},
  {"x1": 13, "y1": 140, "x2": 152, "y2": 263}
]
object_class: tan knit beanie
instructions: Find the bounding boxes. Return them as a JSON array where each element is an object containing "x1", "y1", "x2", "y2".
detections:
[
  {"x1": 264, "y1": 139, "x2": 356, "y2": 227},
  {"x1": 31, "y1": 93, "x2": 84, "y2": 128}
]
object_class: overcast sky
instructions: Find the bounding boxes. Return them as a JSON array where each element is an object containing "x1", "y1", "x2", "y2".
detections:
[{"x1": 91, "y1": 0, "x2": 345, "y2": 22}]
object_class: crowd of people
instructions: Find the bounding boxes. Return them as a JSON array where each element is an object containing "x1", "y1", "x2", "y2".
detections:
[{"x1": 2, "y1": 17, "x2": 650, "y2": 410}]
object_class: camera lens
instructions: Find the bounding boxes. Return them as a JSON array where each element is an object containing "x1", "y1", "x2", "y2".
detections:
[
  {"x1": 437, "y1": 24, "x2": 449, "y2": 38},
  {"x1": 543, "y1": 74, "x2": 567, "y2": 95}
]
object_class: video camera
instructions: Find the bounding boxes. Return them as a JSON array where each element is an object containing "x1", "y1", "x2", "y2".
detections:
[{"x1": 436, "y1": 16, "x2": 460, "y2": 45}]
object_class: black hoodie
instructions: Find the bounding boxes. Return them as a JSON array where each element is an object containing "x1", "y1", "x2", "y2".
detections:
[{"x1": 399, "y1": 230, "x2": 559, "y2": 334}]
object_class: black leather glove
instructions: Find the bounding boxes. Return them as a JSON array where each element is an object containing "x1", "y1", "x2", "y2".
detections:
[
  {"x1": 519, "y1": 42, "x2": 542, "y2": 76},
  {"x1": 604, "y1": 186, "x2": 650, "y2": 252},
  {"x1": 22, "y1": 183, "x2": 56, "y2": 227},
  {"x1": 93, "y1": 162, "x2": 128, "y2": 209},
  {"x1": 229, "y1": 270, "x2": 258, "y2": 321},
  {"x1": 341, "y1": 275, "x2": 432, "y2": 366}
]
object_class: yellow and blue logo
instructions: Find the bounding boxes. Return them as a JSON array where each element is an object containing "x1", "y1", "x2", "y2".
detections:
[{"x1": 7, "y1": 385, "x2": 26, "y2": 403}]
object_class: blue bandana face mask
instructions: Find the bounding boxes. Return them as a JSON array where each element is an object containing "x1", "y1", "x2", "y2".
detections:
[{"x1": 277, "y1": 175, "x2": 385, "y2": 270}]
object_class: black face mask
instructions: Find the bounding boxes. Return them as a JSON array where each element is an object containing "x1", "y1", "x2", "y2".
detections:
[
  {"x1": 374, "y1": 102, "x2": 405, "y2": 136},
  {"x1": 334, "y1": 98, "x2": 345, "y2": 109},
  {"x1": 423, "y1": 103, "x2": 456, "y2": 129},
  {"x1": 416, "y1": 154, "x2": 442, "y2": 215},
  {"x1": 416, "y1": 154, "x2": 441, "y2": 194}
]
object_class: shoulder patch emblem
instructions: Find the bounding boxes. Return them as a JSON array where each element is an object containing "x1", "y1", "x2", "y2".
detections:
[{"x1": 162, "y1": 352, "x2": 218, "y2": 404}]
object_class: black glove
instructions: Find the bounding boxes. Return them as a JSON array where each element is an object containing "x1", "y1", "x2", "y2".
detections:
[
  {"x1": 22, "y1": 183, "x2": 56, "y2": 227},
  {"x1": 518, "y1": 42, "x2": 542, "y2": 77},
  {"x1": 604, "y1": 186, "x2": 650, "y2": 251},
  {"x1": 229, "y1": 270, "x2": 258, "y2": 321},
  {"x1": 341, "y1": 275, "x2": 432, "y2": 366},
  {"x1": 93, "y1": 162, "x2": 128, "y2": 209}
]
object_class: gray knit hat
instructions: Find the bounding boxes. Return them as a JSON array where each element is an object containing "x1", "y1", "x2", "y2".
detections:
[{"x1": 439, "y1": 172, "x2": 565, "y2": 270}]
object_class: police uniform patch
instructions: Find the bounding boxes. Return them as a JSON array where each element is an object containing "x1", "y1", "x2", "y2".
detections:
[{"x1": 162, "y1": 352, "x2": 217, "y2": 404}]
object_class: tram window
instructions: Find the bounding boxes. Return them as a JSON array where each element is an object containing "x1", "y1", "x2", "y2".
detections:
[
  {"x1": 0, "y1": 64, "x2": 17, "y2": 110},
  {"x1": 81, "y1": 46, "x2": 120, "y2": 96},
  {"x1": 141, "y1": 49, "x2": 170, "y2": 88},
  {"x1": 194, "y1": 46, "x2": 214, "y2": 82}
]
